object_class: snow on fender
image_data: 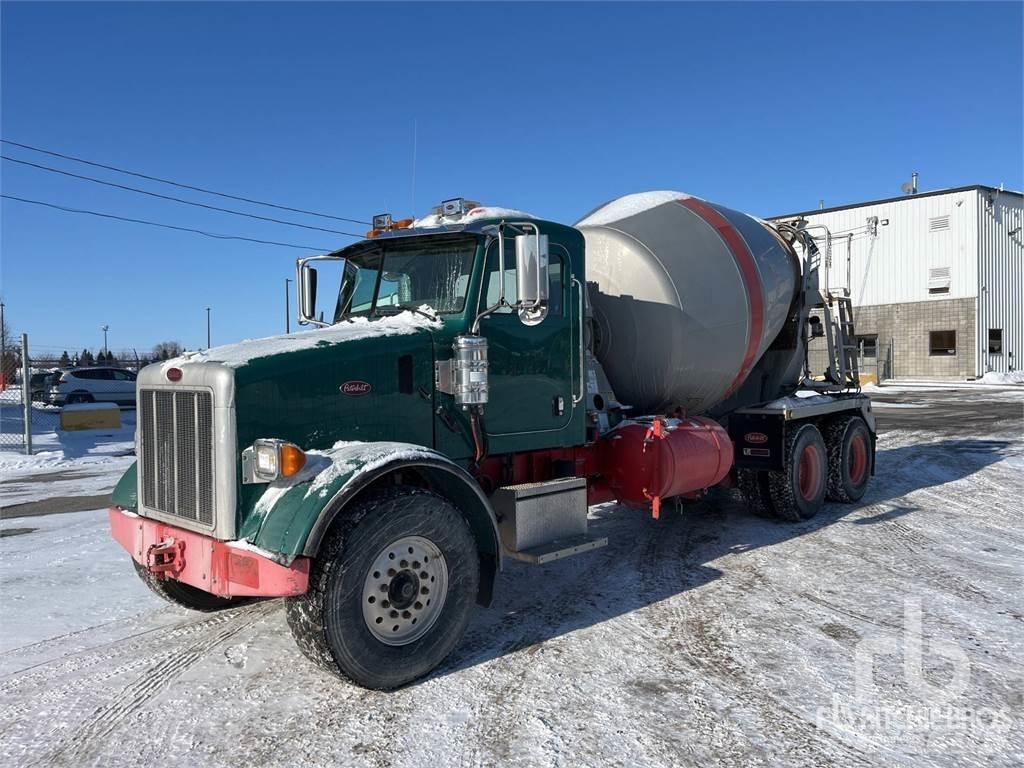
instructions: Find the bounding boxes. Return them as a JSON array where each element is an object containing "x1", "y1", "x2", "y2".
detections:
[{"x1": 236, "y1": 441, "x2": 500, "y2": 568}]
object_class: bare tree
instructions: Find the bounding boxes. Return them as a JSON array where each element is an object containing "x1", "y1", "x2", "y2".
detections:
[
  {"x1": 152, "y1": 341, "x2": 183, "y2": 361},
  {"x1": 1, "y1": 309, "x2": 20, "y2": 385}
]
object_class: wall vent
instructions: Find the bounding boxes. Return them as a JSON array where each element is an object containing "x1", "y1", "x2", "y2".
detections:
[
  {"x1": 929, "y1": 215, "x2": 950, "y2": 232},
  {"x1": 928, "y1": 266, "x2": 951, "y2": 294}
]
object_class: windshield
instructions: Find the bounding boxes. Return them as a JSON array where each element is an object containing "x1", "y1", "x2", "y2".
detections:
[{"x1": 334, "y1": 237, "x2": 477, "y2": 321}]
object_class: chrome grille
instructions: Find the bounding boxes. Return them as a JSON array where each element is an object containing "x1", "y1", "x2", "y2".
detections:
[{"x1": 139, "y1": 389, "x2": 215, "y2": 526}]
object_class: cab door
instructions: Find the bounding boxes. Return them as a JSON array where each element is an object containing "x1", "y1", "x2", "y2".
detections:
[{"x1": 476, "y1": 234, "x2": 580, "y2": 454}]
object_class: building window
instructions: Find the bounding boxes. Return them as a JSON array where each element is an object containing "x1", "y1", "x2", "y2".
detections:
[
  {"x1": 929, "y1": 330, "x2": 956, "y2": 356},
  {"x1": 989, "y1": 329, "x2": 1003, "y2": 355},
  {"x1": 857, "y1": 335, "x2": 878, "y2": 358}
]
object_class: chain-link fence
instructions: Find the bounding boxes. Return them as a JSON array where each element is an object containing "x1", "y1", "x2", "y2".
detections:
[{"x1": 1, "y1": 334, "x2": 143, "y2": 454}]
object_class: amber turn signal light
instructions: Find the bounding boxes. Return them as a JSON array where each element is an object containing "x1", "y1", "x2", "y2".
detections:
[{"x1": 280, "y1": 443, "x2": 307, "y2": 478}]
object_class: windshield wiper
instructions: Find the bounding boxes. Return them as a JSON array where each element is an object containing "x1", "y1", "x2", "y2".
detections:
[{"x1": 376, "y1": 304, "x2": 439, "y2": 321}]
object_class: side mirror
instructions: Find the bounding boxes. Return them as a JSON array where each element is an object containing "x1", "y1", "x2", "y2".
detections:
[
  {"x1": 299, "y1": 263, "x2": 318, "y2": 324},
  {"x1": 295, "y1": 254, "x2": 347, "y2": 327},
  {"x1": 515, "y1": 232, "x2": 549, "y2": 325}
]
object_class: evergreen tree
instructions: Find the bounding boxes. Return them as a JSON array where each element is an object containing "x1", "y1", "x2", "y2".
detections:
[{"x1": 59, "y1": 351, "x2": 71, "y2": 367}]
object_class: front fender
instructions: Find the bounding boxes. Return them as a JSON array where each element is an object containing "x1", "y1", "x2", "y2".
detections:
[
  {"x1": 111, "y1": 462, "x2": 138, "y2": 512},
  {"x1": 242, "y1": 442, "x2": 501, "y2": 575}
]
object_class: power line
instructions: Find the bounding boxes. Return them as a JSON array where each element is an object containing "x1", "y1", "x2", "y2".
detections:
[
  {"x1": 1, "y1": 193, "x2": 332, "y2": 250},
  {"x1": 0, "y1": 138, "x2": 370, "y2": 225},
  {"x1": 2, "y1": 154, "x2": 364, "y2": 238}
]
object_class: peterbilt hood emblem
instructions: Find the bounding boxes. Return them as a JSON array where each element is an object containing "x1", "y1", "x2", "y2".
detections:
[{"x1": 340, "y1": 380, "x2": 372, "y2": 396}]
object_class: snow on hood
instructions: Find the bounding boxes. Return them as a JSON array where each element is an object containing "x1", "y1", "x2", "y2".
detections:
[
  {"x1": 411, "y1": 206, "x2": 538, "y2": 229},
  {"x1": 164, "y1": 308, "x2": 441, "y2": 370},
  {"x1": 576, "y1": 191, "x2": 697, "y2": 228}
]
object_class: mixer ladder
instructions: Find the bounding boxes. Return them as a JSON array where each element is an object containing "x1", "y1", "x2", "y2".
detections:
[{"x1": 820, "y1": 293, "x2": 859, "y2": 388}]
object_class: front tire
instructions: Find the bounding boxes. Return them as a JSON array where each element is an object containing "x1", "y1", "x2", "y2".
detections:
[
  {"x1": 286, "y1": 486, "x2": 479, "y2": 690},
  {"x1": 133, "y1": 561, "x2": 241, "y2": 612}
]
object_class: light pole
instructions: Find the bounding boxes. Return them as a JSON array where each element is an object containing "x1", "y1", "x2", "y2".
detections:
[
  {"x1": 101, "y1": 324, "x2": 110, "y2": 359},
  {"x1": 205, "y1": 307, "x2": 211, "y2": 349},
  {"x1": 1, "y1": 301, "x2": 6, "y2": 387},
  {"x1": 285, "y1": 278, "x2": 292, "y2": 333}
]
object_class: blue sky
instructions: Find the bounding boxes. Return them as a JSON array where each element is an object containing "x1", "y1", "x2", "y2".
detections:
[{"x1": 2, "y1": 1, "x2": 1021, "y2": 355}]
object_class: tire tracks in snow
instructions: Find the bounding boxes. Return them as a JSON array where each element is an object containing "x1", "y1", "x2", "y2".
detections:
[
  {"x1": 457, "y1": 504, "x2": 870, "y2": 768},
  {"x1": 6, "y1": 601, "x2": 275, "y2": 767}
]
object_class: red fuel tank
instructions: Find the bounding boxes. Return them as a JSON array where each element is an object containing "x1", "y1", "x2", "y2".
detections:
[{"x1": 598, "y1": 417, "x2": 734, "y2": 517}]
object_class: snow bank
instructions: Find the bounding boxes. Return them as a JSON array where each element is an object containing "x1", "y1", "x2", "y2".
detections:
[
  {"x1": 163, "y1": 309, "x2": 441, "y2": 370},
  {"x1": 981, "y1": 370, "x2": 1024, "y2": 385},
  {"x1": 0, "y1": 410, "x2": 135, "y2": 485},
  {"x1": 575, "y1": 190, "x2": 696, "y2": 228},
  {"x1": 411, "y1": 205, "x2": 538, "y2": 230}
]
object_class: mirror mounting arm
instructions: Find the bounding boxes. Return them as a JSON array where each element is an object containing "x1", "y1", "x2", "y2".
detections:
[{"x1": 471, "y1": 224, "x2": 507, "y2": 334}]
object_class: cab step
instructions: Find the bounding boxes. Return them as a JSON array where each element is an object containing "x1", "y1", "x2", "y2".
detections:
[{"x1": 507, "y1": 533, "x2": 608, "y2": 564}]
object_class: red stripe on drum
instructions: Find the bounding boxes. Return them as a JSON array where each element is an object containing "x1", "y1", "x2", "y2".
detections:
[{"x1": 677, "y1": 198, "x2": 765, "y2": 397}]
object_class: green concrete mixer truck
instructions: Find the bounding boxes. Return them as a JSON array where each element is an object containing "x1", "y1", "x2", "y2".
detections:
[{"x1": 109, "y1": 192, "x2": 875, "y2": 689}]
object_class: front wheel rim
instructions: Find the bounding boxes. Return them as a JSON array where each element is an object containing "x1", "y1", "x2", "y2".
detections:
[{"x1": 362, "y1": 535, "x2": 448, "y2": 646}]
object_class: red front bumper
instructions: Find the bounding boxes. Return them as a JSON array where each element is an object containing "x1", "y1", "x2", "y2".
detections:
[{"x1": 109, "y1": 507, "x2": 310, "y2": 598}]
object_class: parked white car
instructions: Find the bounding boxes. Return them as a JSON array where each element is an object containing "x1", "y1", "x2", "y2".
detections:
[{"x1": 47, "y1": 367, "x2": 137, "y2": 407}]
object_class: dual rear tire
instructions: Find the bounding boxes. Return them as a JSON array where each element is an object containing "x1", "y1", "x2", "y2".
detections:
[{"x1": 739, "y1": 416, "x2": 871, "y2": 521}]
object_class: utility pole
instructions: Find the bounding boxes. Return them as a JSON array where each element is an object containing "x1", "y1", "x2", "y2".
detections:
[
  {"x1": 101, "y1": 324, "x2": 110, "y2": 358},
  {"x1": 0, "y1": 301, "x2": 6, "y2": 389},
  {"x1": 21, "y1": 334, "x2": 32, "y2": 454},
  {"x1": 285, "y1": 278, "x2": 292, "y2": 333},
  {"x1": 206, "y1": 307, "x2": 212, "y2": 349}
]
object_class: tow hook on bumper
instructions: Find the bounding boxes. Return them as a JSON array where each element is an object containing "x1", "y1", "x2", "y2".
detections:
[
  {"x1": 146, "y1": 539, "x2": 185, "y2": 577},
  {"x1": 109, "y1": 507, "x2": 310, "y2": 598}
]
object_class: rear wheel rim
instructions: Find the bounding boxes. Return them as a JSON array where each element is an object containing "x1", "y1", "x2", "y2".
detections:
[
  {"x1": 798, "y1": 443, "x2": 822, "y2": 501},
  {"x1": 848, "y1": 433, "x2": 868, "y2": 485},
  {"x1": 362, "y1": 535, "x2": 448, "y2": 646}
]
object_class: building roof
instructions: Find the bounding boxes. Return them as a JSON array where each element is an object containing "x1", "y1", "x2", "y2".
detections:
[{"x1": 770, "y1": 184, "x2": 1023, "y2": 220}]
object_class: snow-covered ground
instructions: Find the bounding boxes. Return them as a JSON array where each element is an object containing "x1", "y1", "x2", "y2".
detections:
[
  {"x1": 1, "y1": 408, "x2": 135, "y2": 507},
  {"x1": 0, "y1": 387, "x2": 1021, "y2": 767}
]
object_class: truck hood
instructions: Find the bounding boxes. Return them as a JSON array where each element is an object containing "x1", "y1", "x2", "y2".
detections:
[{"x1": 160, "y1": 309, "x2": 442, "y2": 371}]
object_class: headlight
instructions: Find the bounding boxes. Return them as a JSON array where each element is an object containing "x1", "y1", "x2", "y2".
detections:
[{"x1": 242, "y1": 439, "x2": 307, "y2": 484}]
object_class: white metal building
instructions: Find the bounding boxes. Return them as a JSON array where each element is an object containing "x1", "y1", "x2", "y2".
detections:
[{"x1": 771, "y1": 185, "x2": 1024, "y2": 380}]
